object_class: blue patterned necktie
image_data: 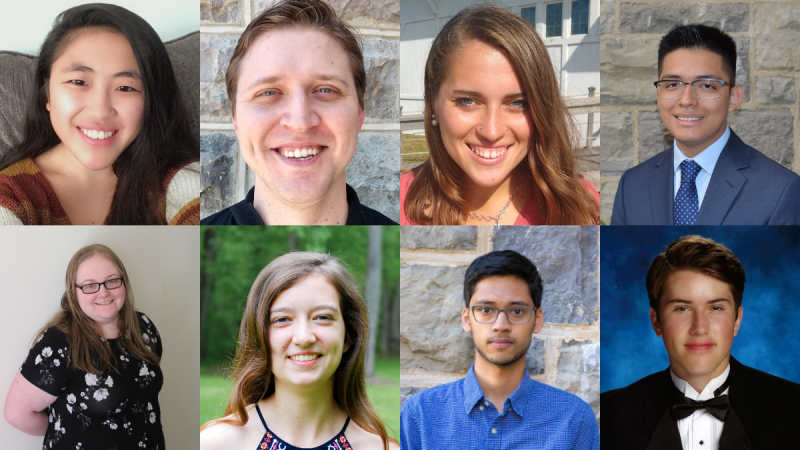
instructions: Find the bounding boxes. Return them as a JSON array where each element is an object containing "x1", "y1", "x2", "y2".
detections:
[{"x1": 674, "y1": 159, "x2": 701, "y2": 225}]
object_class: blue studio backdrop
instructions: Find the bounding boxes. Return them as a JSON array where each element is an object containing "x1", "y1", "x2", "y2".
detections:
[{"x1": 600, "y1": 226, "x2": 800, "y2": 393}]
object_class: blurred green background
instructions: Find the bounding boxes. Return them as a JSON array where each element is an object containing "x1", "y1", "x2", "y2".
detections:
[{"x1": 200, "y1": 226, "x2": 400, "y2": 439}]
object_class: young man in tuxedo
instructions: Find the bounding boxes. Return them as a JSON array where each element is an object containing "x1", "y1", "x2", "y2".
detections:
[
  {"x1": 601, "y1": 236, "x2": 800, "y2": 449},
  {"x1": 610, "y1": 24, "x2": 800, "y2": 225}
]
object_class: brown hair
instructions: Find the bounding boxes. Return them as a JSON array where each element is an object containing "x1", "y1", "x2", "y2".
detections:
[
  {"x1": 224, "y1": 0, "x2": 366, "y2": 116},
  {"x1": 201, "y1": 252, "x2": 395, "y2": 449},
  {"x1": 404, "y1": 4, "x2": 598, "y2": 225},
  {"x1": 646, "y1": 235, "x2": 746, "y2": 318},
  {"x1": 34, "y1": 244, "x2": 159, "y2": 374}
]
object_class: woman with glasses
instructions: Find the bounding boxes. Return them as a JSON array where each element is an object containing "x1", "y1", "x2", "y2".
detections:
[
  {"x1": 201, "y1": 252, "x2": 398, "y2": 450},
  {"x1": 4, "y1": 244, "x2": 163, "y2": 449}
]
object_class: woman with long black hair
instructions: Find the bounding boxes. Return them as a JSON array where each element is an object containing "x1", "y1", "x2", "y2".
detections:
[{"x1": 0, "y1": 3, "x2": 199, "y2": 225}]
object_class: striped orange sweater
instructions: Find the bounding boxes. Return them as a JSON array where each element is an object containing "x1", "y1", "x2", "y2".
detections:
[{"x1": 0, "y1": 159, "x2": 200, "y2": 225}]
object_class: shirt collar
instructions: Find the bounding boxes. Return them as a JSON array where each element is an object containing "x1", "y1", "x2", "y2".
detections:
[
  {"x1": 673, "y1": 125, "x2": 731, "y2": 175},
  {"x1": 670, "y1": 363, "x2": 731, "y2": 401},
  {"x1": 462, "y1": 365, "x2": 535, "y2": 417}
]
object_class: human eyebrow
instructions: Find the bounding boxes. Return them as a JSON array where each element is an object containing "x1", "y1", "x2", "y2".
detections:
[
  {"x1": 663, "y1": 299, "x2": 692, "y2": 306},
  {"x1": 245, "y1": 75, "x2": 283, "y2": 93},
  {"x1": 78, "y1": 273, "x2": 121, "y2": 284},
  {"x1": 706, "y1": 298, "x2": 732, "y2": 305},
  {"x1": 451, "y1": 89, "x2": 483, "y2": 97},
  {"x1": 63, "y1": 63, "x2": 94, "y2": 74},
  {"x1": 114, "y1": 70, "x2": 141, "y2": 80},
  {"x1": 270, "y1": 304, "x2": 341, "y2": 314},
  {"x1": 310, "y1": 304, "x2": 340, "y2": 314},
  {"x1": 504, "y1": 93, "x2": 526, "y2": 101}
]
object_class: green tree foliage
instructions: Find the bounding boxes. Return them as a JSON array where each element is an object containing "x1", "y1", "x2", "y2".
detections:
[{"x1": 200, "y1": 226, "x2": 399, "y2": 369}]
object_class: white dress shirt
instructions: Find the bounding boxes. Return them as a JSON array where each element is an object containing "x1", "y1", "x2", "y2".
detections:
[
  {"x1": 673, "y1": 126, "x2": 731, "y2": 209},
  {"x1": 670, "y1": 364, "x2": 731, "y2": 450}
]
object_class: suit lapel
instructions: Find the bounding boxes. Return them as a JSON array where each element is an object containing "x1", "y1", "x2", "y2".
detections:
[
  {"x1": 650, "y1": 150, "x2": 674, "y2": 224},
  {"x1": 719, "y1": 409, "x2": 754, "y2": 450},
  {"x1": 645, "y1": 409, "x2": 684, "y2": 450},
  {"x1": 696, "y1": 132, "x2": 749, "y2": 225}
]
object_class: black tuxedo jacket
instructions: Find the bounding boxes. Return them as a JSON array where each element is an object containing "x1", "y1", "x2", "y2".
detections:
[{"x1": 601, "y1": 357, "x2": 800, "y2": 449}]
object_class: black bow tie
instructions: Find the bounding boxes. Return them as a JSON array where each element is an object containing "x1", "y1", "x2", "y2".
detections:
[{"x1": 670, "y1": 375, "x2": 731, "y2": 421}]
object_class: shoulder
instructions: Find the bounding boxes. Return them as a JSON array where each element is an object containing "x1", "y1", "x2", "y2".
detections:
[
  {"x1": 624, "y1": 149, "x2": 670, "y2": 181},
  {"x1": 344, "y1": 420, "x2": 397, "y2": 449},
  {"x1": 578, "y1": 177, "x2": 600, "y2": 208},
  {"x1": 137, "y1": 311, "x2": 159, "y2": 335},
  {"x1": 0, "y1": 158, "x2": 44, "y2": 225},
  {"x1": 34, "y1": 326, "x2": 70, "y2": 348},
  {"x1": 164, "y1": 161, "x2": 200, "y2": 225},
  {"x1": 734, "y1": 359, "x2": 800, "y2": 396},
  {"x1": 345, "y1": 184, "x2": 398, "y2": 225},
  {"x1": 601, "y1": 370, "x2": 665, "y2": 414},
  {"x1": 201, "y1": 206, "x2": 235, "y2": 225},
  {"x1": 200, "y1": 419, "x2": 251, "y2": 450},
  {"x1": 399, "y1": 171, "x2": 418, "y2": 225},
  {"x1": 528, "y1": 380, "x2": 595, "y2": 418},
  {"x1": 358, "y1": 204, "x2": 397, "y2": 225},
  {"x1": 402, "y1": 378, "x2": 464, "y2": 415},
  {"x1": 736, "y1": 143, "x2": 799, "y2": 182}
]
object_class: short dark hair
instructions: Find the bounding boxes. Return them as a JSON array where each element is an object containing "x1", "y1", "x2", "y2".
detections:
[
  {"x1": 646, "y1": 235, "x2": 746, "y2": 318},
  {"x1": 463, "y1": 250, "x2": 543, "y2": 309},
  {"x1": 658, "y1": 24, "x2": 737, "y2": 84}
]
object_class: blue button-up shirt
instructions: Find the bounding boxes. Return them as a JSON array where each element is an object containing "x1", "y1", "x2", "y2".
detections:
[{"x1": 400, "y1": 366, "x2": 599, "y2": 449}]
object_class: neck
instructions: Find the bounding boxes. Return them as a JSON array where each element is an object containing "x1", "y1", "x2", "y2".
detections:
[
  {"x1": 463, "y1": 167, "x2": 529, "y2": 224},
  {"x1": 98, "y1": 318, "x2": 121, "y2": 339},
  {"x1": 473, "y1": 352, "x2": 527, "y2": 413},
  {"x1": 36, "y1": 143, "x2": 117, "y2": 185},
  {"x1": 252, "y1": 177, "x2": 349, "y2": 225},
  {"x1": 673, "y1": 355, "x2": 731, "y2": 394},
  {"x1": 262, "y1": 378, "x2": 342, "y2": 445}
]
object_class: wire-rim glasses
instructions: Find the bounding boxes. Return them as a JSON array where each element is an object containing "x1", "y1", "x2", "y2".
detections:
[
  {"x1": 76, "y1": 277, "x2": 124, "y2": 294},
  {"x1": 654, "y1": 79, "x2": 733, "y2": 100},
  {"x1": 470, "y1": 305, "x2": 535, "y2": 324}
]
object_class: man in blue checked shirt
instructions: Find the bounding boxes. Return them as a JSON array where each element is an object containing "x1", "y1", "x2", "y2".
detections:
[{"x1": 400, "y1": 250, "x2": 600, "y2": 450}]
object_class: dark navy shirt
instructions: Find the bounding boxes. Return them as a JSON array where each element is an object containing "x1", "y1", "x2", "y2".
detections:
[
  {"x1": 400, "y1": 366, "x2": 599, "y2": 450},
  {"x1": 201, "y1": 184, "x2": 396, "y2": 225}
]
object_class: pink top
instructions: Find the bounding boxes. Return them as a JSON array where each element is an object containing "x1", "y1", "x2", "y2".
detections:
[{"x1": 399, "y1": 171, "x2": 600, "y2": 225}]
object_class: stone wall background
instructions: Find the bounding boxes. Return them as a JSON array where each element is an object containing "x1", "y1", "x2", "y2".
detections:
[
  {"x1": 599, "y1": 0, "x2": 800, "y2": 223},
  {"x1": 400, "y1": 226, "x2": 600, "y2": 419},
  {"x1": 200, "y1": 0, "x2": 400, "y2": 221}
]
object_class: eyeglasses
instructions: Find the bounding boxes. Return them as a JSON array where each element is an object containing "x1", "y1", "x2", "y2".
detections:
[
  {"x1": 470, "y1": 305, "x2": 535, "y2": 324},
  {"x1": 654, "y1": 79, "x2": 733, "y2": 100},
  {"x1": 76, "y1": 278, "x2": 124, "y2": 294}
]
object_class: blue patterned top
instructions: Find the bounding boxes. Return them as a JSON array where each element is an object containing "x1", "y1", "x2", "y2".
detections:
[{"x1": 400, "y1": 366, "x2": 599, "y2": 450}]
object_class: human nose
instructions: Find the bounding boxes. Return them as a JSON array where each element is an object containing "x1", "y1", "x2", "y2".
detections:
[
  {"x1": 492, "y1": 309, "x2": 512, "y2": 331},
  {"x1": 85, "y1": 87, "x2": 115, "y2": 120},
  {"x1": 690, "y1": 310, "x2": 708, "y2": 334},
  {"x1": 280, "y1": 91, "x2": 320, "y2": 132},
  {"x1": 291, "y1": 319, "x2": 317, "y2": 346},
  {"x1": 476, "y1": 106, "x2": 506, "y2": 141},
  {"x1": 677, "y1": 82, "x2": 699, "y2": 106}
]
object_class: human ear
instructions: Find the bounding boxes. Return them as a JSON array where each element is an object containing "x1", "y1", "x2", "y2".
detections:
[
  {"x1": 461, "y1": 307, "x2": 472, "y2": 334},
  {"x1": 728, "y1": 85, "x2": 744, "y2": 111},
  {"x1": 532, "y1": 308, "x2": 544, "y2": 334},
  {"x1": 733, "y1": 306, "x2": 743, "y2": 336},
  {"x1": 358, "y1": 107, "x2": 364, "y2": 130},
  {"x1": 650, "y1": 308, "x2": 663, "y2": 337}
]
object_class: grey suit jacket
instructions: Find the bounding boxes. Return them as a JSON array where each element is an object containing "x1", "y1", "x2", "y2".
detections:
[{"x1": 610, "y1": 130, "x2": 800, "y2": 225}]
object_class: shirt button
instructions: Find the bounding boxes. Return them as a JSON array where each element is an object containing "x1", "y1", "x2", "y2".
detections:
[
  {"x1": 491, "y1": 428, "x2": 497, "y2": 434},
  {"x1": 485, "y1": 401, "x2": 489, "y2": 406},
  {"x1": 479, "y1": 406, "x2": 484, "y2": 411},
  {"x1": 699, "y1": 441, "x2": 704, "y2": 445}
]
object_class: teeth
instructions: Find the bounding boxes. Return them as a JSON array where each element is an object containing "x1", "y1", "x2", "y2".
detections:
[
  {"x1": 280, "y1": 147, "x2": 321, "y2": 159},
  {"x1": 96, "y1": 300, "x2": 113, "y2": 305},
  {"x1": 82, "y1": 129, "x2": 115, "y2": 140},
  {"x1": 677, "y1": 117, "x2": 701, "y2": 121},
  {"x1": 289, "y1": 354, "x2": 320, "y2": 361},
  {"x1": 470, "y1": 145, "x2": 507, "y2": 160}
]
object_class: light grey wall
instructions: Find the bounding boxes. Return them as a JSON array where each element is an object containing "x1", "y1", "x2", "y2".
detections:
[
  {"x1": 0, "y1": 227, "x2": 200, "y2": 450},
  {"x1": 0, "y1": 0, "x2": 199, "y2": 55}
]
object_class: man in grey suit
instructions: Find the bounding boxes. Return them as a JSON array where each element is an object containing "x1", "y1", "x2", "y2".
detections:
[{"x1": 611, "y1": 24, "x2": 800, "y2": 225}]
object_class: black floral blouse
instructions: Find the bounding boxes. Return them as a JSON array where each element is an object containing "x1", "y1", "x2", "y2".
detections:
[{"x1": 20, "y1": 312, "x2": 164, "y2": 450}]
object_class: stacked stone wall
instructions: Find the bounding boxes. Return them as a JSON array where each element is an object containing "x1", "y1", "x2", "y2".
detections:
[
  {"x1": 200, "y1": 0, "x2": 400, "y2": 221},
  {"x1": 400, "y1": 226, "x2": 600, "y2": 419},
  {"x1": 599, "y1": 0, "x2": 800, "y2": 223}
]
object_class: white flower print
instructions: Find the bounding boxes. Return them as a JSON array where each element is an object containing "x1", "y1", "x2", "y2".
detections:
[
  {"x1": 142, "y1": 314, "x2": 150, "y2": 324},
  {"x1": 67, "y1": 394, "x2": 76, "y2": 404},
  {"x1": 139, "y1": 364, "x2": 149, "y2": 377},
  {"x1": 53, "y1": 359, "x2": 60, "y2": 367},
  {"x1": 149, "y1": 412, "x2": 156, "y2": 423},
  {"x1": 66, "y1": 405, "x2": 73, "y2": 413},
  {"x1": 110, "y1": 423, "x2": 118, "y2": 430},
  {"x1": 147, "y1": 402, "x2": 153, "y2": 411},
  {"x1": 85, "y1": 373, "x2": 98, "y2": 386},
  {"x1": 35, "y1": 355, "x2": 42, "y2": 365},
  {"x1": 55, "y1": 420, "x2": 60, "y2": 430},
  {"x1": 105, "y1": 376, "x2": 114, "y2": 387},
  {"x1": 80, "y1": 403, "x2": 87, "y2": 410},
  {"x1": 143, "y1": 333, "x2": 150, "y2": 344},
  {"x1": 93, "y1": 388, "x2": 109, "y2": 401},
  {"x1": 42, "y1": 347, "x2": 52, "y2": 357}
]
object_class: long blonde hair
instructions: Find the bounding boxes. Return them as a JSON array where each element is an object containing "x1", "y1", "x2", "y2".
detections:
[
  {"x1": 34, "y1": 244, "x2": 159, "y2": 374},
  {"x1": 405, "y1": 4, "x2": 598, "y2": 225},
  {"x1": 201, "y1": 252, "x2": 394, "y2": 449}
]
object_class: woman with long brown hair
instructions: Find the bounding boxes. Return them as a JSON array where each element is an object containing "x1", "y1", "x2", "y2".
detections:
[
  {"x1": 400, "y1": 4, "x2": 599, "y2": 225},
  {"x1": 4, "y1": 244, "x2": 163, "y2": 449},
  {"x1": 200, "y1": 252, "x2": 398, "y2": 450}
]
